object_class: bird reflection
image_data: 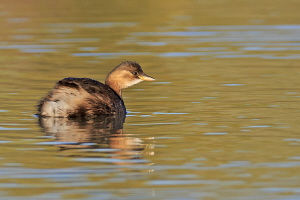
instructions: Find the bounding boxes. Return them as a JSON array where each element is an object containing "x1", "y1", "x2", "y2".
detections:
[{"x1": 38, "y1": 114, "x2": 147, "y2": 165}]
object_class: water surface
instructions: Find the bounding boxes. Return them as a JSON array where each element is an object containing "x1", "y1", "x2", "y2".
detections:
[{"x1": 1, "y1": 0, "x2": 300, "y2": 199}]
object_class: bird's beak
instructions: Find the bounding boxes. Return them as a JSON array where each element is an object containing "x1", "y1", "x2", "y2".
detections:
[{"x1": 138, "y1": 74, "x2": 155, "y2": 81}]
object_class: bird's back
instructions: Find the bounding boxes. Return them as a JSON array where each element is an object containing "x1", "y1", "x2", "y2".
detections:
[{"x1": 37, "y1": 78, "x2": 126, "y2": 118}]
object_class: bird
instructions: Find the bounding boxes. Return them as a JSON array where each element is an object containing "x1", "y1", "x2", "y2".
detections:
[{"x1": 37, "y1": 61, "x2": 155, "y2": 118}]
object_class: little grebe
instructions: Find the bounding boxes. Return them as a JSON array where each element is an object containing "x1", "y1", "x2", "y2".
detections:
[{"x1": 37, "y1": 61, "x2": 155, "y2": 118}]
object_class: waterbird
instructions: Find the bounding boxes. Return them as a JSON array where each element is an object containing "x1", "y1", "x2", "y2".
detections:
[{"x1": 37, "y1": 61, "x2": 155, "y2": 118}]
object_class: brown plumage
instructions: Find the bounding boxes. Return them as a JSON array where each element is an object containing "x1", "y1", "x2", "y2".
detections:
[{"x1": 37, "y1": 61, "x2": 155, "y2": 118}]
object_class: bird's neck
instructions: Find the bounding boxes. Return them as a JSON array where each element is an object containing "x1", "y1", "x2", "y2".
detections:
[{"x1": 105, "y1": 76, "x2": 123, "y2": 97}]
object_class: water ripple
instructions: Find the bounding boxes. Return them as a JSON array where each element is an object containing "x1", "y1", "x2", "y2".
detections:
[
  {"x1": 72, "y1": 52, "x2": 150, "y2": 57},
  {"x1": 132, "y1": 31, "x2": 217, "y2": 37},
  {"x1": 73, "y1": 157, "x2": 149, "y2": 164},
  {"x1": 46, "y1": 22, "x2": 137, "y2": 28},
  {"x1": 203, "y1": 132, "x2": 228, "y2": 135},
  {"x1": 153, "y1": 112, "x2": 189, "y2": 115},
  {"x1": 0, "y1": 127, "x2": 30, "y2": 130},
  {"x1": 221, "y1": 84, "x2": 245, "y2": 86},
  {"x1": 187, "y1": 24, "x2": 300, "y2": 30},
  {"x1": 147, "y1": 180, "x2": 218, "y2": 185}
]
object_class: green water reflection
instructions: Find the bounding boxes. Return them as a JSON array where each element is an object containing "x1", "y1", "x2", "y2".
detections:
[{"x1": 1, "y1": 0, "x2": 300, "y2": 199}]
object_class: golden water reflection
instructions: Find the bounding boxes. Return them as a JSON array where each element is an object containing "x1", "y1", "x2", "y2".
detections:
[{"x1": 38, "y1": 115, "x2": 151, "y2": 165}]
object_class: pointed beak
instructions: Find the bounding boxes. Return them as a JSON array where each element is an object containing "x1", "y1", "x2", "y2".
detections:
[{"x1": 138, "y1": 74, "x2": 155, "y2": 81}]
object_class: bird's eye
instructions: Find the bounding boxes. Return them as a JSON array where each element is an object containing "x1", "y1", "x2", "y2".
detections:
[{"x1": 132, "y1": 71, "x2": 138, "y2": 76}]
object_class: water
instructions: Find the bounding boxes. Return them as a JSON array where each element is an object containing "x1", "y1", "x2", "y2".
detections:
[{"x1": 1, "y1": 0, "x2": 300, "y2": 199}]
